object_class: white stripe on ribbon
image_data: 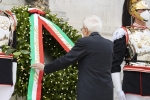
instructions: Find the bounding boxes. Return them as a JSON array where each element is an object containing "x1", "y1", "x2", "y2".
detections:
[{"x1": 32, "y1": 14, "x2": 40, "y2": 100}]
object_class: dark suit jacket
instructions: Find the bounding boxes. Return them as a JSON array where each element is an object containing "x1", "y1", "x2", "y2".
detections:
[{"x1": 44, "y1": 32, "x2": 113, "y2": 100}]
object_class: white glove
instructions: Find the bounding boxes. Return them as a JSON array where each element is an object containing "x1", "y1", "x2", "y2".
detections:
[
  {"x1": 117, "y1": 90, "x2": 126, "y2": 100},
  {"x1": 112, "y1": 72, "x2": 126, "y2": 100}
]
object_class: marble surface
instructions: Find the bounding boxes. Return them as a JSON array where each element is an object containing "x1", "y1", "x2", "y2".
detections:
[
  {"x1": 0, "y1": 0, "x2": 26, "y2": 10},
  {"x1": 1, "y1": 0, "x2": 150, "y2": 35},
  {"x1": 49, "y1": 0, "x2": 150, "y2": 35}
]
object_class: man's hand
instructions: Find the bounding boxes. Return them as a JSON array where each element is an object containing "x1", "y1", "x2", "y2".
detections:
[{"x1": 31, "y1": 63, "x2": 45, "y2": 71}]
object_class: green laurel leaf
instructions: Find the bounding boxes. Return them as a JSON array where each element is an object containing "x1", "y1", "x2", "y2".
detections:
[
  {"x1": 13, "y1": 52, "x2": 21, "y2": 56},
  {"x1": 6, "y1": 48, "x2": 15, "y2": 55},
  {"x1": 20, "y1": 50, "x2": 30, "y2": 54}
]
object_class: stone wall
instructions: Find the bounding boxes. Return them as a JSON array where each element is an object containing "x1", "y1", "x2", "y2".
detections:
[
  {"x1": 0, "y1": 0, "x2": 26, "y2": 10},
  {"x1": 2, "y1": 0, "x2": 150, "y2": 35},
  {"x1": 49, "y1": 0, "x2": 150, "y2": 35}
]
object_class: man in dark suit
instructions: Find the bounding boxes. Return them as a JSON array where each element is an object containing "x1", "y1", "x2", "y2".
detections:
[{"x1": 31, "y1": 15, "x2": 114, "y2": 100}]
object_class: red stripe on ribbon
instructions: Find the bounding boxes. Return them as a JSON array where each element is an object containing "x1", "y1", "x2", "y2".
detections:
[
  {"x1": 39, "y1": 17, "x2": 70, "y2": 52},
  {"x1": 36, "y1": 17, "x2": 44, "y2": 100},
  {"x1": 35, "y1": 16, "x2": 70, "y2": 100}
]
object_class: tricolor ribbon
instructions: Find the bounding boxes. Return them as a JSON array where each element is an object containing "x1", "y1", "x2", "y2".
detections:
[{"x1": 27, "y1": 10, "x2": 74, "y2": 100}]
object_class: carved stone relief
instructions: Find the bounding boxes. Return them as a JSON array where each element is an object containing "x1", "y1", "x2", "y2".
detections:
[{"x1": 26, "y1": 0, "x2": 49, "y2": 11}]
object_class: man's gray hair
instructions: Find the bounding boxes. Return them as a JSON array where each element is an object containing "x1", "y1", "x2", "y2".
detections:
[{"x1": 83, "y1": 15, "x2": 102, "y2": 33}]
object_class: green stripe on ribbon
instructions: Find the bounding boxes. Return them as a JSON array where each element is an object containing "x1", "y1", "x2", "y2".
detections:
[
  {"x1": 27, "y1": 14, "x2": 36, "y2": 100},
  {"x1": 48, "y1": 20, "x2": 74, "y2": 47}
]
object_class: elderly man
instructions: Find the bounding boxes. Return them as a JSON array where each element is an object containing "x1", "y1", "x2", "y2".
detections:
[{"x1": 31, "y1": 15, "x2": 113, "y2": 100}]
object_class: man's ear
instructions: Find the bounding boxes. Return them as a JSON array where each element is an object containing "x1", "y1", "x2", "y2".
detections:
[{"x1": 85, "y1": 28, "x2": 89, "y2": 36}]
